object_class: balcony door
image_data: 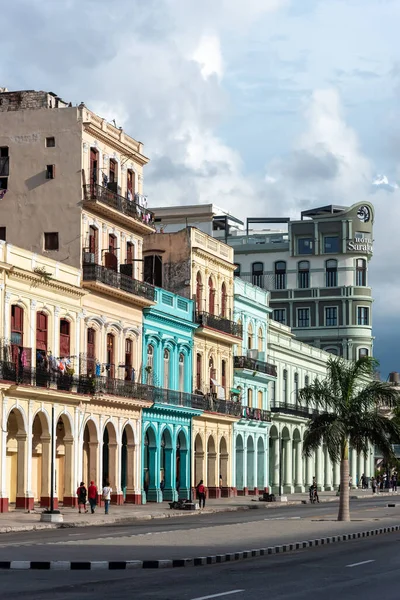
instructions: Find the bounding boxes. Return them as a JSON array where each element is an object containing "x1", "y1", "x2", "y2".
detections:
[
  {"x1": 107, "y1": 333, "x2": 115, "y2": 378},
  {"x1": 60, "y1": 319, "x2": 70, "y2": 358},
  {"x1": 125, "y1": 339, "x2": 133, "y2": 381},
  {"x1": 87, "y1": 328, "x2": 96, "y2": 375},
  {"x1": 90, "y1": 148, "x2": 98, "y2": 189},
  {"x1": 208, "y1": 278, "x2": 215, "y2": 315},
  {"x1": 36, "y1": 312, "x2": 48, "y2": 361},
  {"x1": 105, "y1": 234, "x2": 118, "y2": 271}
]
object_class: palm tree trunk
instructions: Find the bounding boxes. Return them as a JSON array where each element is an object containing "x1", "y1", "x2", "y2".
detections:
[{"x1": 338, "y1": 440, "x2": 350, "y2": 522}]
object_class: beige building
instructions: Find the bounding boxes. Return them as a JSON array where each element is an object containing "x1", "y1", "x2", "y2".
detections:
[{"x1": 143, "y1": 227, "x2": 242, "y2": 497}]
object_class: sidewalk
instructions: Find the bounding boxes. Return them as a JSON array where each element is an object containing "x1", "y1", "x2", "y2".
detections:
[{"x1": 0, "y1": 489, "x2": 395, "y2": 533}]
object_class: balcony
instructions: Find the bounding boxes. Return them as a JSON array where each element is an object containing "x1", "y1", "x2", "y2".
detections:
[
  {"x1": 271, "y1": 402, "x2": 319, "y2": 418},
  {"x1": 203, "y1": 395, "x2": 243, "y2": 417},
  {"x1": 83, "y1": 183, "x2": 155, "y2": 231},
  {"x1": 196, "y1": 312, "x2": 242, "y2": 338},
  {"x1": 234, "y1": 356, "x2": 277, "y2": 378},
  {"x1": 82, "y1": 264, "x2": 155, "y2": 304},
  {"x1": 242, "y1": 406, "x2": 271, "y2": 422}
]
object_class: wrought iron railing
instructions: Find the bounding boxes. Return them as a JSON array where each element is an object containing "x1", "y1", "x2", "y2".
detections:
[
  {"x1": 271, "y1": 402, "x2": 319, "y2": 418},
  {"x1": 203, "y1": 395, "x2": 242, "y2": 417},
  {"x1": 242, "y1": 406, "x2": 271, "y2": 422},
  {"x1": 83, "y1": 183, "x2": 155, "y2": 228},
  {"x1": 196, "y1": 312, "x2": 242, "y2": 338},
  {"x1": 83, "y1": 264, "x2": 155, "y2": 301},
  {"x1": 234, "y1": 356, "x2": 277, "y2": 377}
]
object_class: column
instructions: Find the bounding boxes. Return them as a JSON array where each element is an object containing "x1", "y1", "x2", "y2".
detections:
[
  {"x1": 357, "y1": 452, "x2": 364, "y2": 488},
  {"x1": 316, "y1": 447, "x2": 323, "y2": 491},
  {"x1": 109, "y1": 441, "x2": 122, "y2": 504},
  {"x1": 242, "y1": 437, "x2": 248, "y2": 495},
  {"x1": 333, "y1": 461, "x2": 340, "y2": 490},
  {"x1": 17, "y1": 401, "x2": 34, "y2": 510},
  {"x1": 264, "y1": 433, "x2": 269, "y2": 493},
  {"x1": 4, "y1": 292, "x2": 10, "y2": 340},
  {"x1": 305, "y1": 453, "x2": 313, "y2": 488},
  {"x1": 0, "y1": 395, "x2": 8, "y2": 511},
  {"x1": 283, "y1": 438, "x2": 293, "y2": 493},
  {"x1": 324, "y1": 448, "x2": 333, "y2": 491},
  {"x1": 163, "y1": 446, "x2": 175, "y2": 502},
  {"x1": 351, "y1": 448, "x2": 357, "y2": 488},
  {"x1": 39, "y1": 434, "x2": 51, "y2": 507},
  {"x1": 54, "y1": 306, "x2": 60, "y2": 356},
  {"x1": 253, "y1": 440, "x2": 258, "y2": 494},
  {"x1": 295, "y1": 440, "x2": 304, "y2": 492},
  {"x1": 29, "y1": 300, "x2": 37, "y2": 355},
  {"x1": 179, "y1": 448, "x2": 190, "y2": 500},
  {"x1": 62, "y1": 438, "x2": 75, "y2": 507}
]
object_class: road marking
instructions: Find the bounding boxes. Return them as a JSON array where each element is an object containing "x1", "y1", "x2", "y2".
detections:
[
  {"x1": 191, "y1": 591, "x2": 244, "y2": 600},
  {"x1": 346, "y1": 560, "x2": 375, "y2": 568},
  {"x1": 264, "y1": 516, "x2": 301, "y2": 521}
]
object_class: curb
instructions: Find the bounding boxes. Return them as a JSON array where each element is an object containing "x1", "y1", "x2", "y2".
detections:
[{"x1": 1, "y1": 524, "x2": 399, "y2": 570}]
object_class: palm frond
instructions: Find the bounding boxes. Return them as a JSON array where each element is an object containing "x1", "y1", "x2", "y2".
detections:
[
  {"x1": 350, "y1": 413, "x2": 400, "y2": 462},
  {"x1": 303, "y1": 413, "x2": 343, "y2": 463},
  {"x1": 353, "y1": 381, "x2": 400, "y2": 412}
]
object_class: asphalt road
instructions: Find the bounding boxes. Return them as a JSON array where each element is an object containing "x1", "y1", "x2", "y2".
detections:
[{"x1": 0, "y1": 531, "x2": 400, "y2": 599}]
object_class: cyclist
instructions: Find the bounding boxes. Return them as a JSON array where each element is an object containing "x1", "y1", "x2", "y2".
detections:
[{"x1": 309, "y1": 477, "x2": 320, "y2": 503}]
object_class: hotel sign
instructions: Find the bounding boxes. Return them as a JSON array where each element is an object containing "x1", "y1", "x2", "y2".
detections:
[{"x1": 347, "y1": 237, "x2": 373, "y2": 254}]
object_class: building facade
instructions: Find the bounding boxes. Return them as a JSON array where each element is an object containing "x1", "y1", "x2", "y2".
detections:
[
  {"x1": 232, "y1": 279, "x2": 277, "y2": 495},
  {"x1": 141, "y1": 288, "x2": 200, "y2": 503}
]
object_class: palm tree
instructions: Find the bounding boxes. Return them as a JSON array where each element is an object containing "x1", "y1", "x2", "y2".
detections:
[{"x1": 300, "y1": 356, "x2": 400, "y2": 521}]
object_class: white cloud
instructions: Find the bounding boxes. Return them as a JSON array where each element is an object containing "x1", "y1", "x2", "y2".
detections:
[{"x1": 193, "y1": 34, "x2": 224, "y2": 80}]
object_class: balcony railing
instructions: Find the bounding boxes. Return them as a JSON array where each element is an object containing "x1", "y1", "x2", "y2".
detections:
[
  {"x1": 242, "y1": 406, "x2": 271, "y2": 422},
  {"x1": 204, "y1": 395, "x2": 243, "y2": 417},
  {"x1": 83, "y1": 264, "x2": 155, "y2": 302},
  {"x1": 196, "y1": 312, "x2": 243, "y2": 338},
  {"x1": 83, "y1": 183, "x2": 155, "y2": 229},
  {"x1": 271, "y1": 402, "x2": 319, "y2": 418},
  {"x1": 234, "y1": 356, "x2": 277, "y2": 377}
]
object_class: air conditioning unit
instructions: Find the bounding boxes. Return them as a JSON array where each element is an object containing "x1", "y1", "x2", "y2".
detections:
[
  {"x1": 83, "y1": 252, "x2": 95, "y2": 264},
  {"x1": 247, "y1": 349, "x2": 258, "y2": 359}
]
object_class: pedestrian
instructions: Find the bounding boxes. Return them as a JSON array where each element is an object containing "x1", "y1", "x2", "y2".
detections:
[
  {"x1": 77, "y1": 481, "x2": 88, "y2": 514},
  {"x1": 102, "y1": 481, "x2": 112, "y2": 515},
  {"x1": 88, "y1": 481, "x2": 98, "y2": 514},
  {"x1": 196, "y1": 479, "x2": 206, "y2": 509},
  {"x1": 219, "y1": 474, "x2": 223, "y2": 489},
  {"x1": 392, "y1": 473, "x2": 398, "y2": 492},
  {"x1": 360, "y1": 473, "x2": 366, "y2": 489},
  {"x1": 371, "y1": 477, "x2": 377, "y2": 494},
  {"x1": 160, "y1": 478, "x2": 165, "y2": 500}
]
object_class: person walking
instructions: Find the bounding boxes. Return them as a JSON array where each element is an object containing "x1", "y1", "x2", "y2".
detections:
[
  {"x1": 392, "y1": 472, "x2": 398, "y2": 492},
  {"x1": 196, "y1": 479, "x2": 206, "y2": 509},
  {"x1": 88, "y1": 481, "x2": 98, "y2": 514},
  {"x1": 77, "y1": 482, "x2": 88, "y2": 514},
  {"x1": 371, "y1": 477, "x2": 377, "y2": 494},
  {"x1": 102, "y1": 482, "x2": 112, "y2": 514}
]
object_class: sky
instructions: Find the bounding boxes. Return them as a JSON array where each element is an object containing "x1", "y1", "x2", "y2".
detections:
[{"x1": 1, "y1": 0, "x2": 399, "y2": 376}]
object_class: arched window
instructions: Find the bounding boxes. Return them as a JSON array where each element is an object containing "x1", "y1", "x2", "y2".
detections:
[
  {"x1": 298, "y1": 261, "x2": 310, "y2": 289},
  {"x1": 163, "y1": 349, "x2": 170, "y2": 388},
  {"x1": 208, "y1": 277, "x2": 215, "y2": 315},
  {"x1": 247, "y1": 388, "x2": 253, "y2": 408},
  {"x1": 88, "y1": 225, "x2": 98, "y2": 258},
  {"x1": 126, "y1": 242, "x2": 134, "y2": 265},
  {"x1": 283, "y1": 369, "x2": 288, "y2": 403},
  {"x1": 221, "y1": 282, "x2": 227, "y2": 318},
  {"x1": 247, "y1": 322, "x2": 254, "y2": 350},
  {"x1": 125, "y1": 339, "x2": 133, "y2": 381},
  {"x1": 179, "y1": 353, "x2": 185, "y2": 392},
  {"x1": 60, "y1": 319, "x2": 70, "y2": 358},
  {"x1": 356, "y1": 259, "x2": 366, "y2": 286},
  {"x1": 105, "y1": 234, "x2": 118, "y2": 271},
  {"x1": 294, "y1": 372, "x2": 299, "y2": 403},
  {"x1": 275, "y1": 261, "x2": 286, "y2": 290},
  {"x1": 257, "y1": 327, "x2": 263, "y2": 352},
  {"x1": 196, "y1": 272, "x2": 202, "y2": 313},
  {"x1": 209, "y1": 356, "x2": 216, "y2": 392},
  {"x1": 106, "y1": 333, "x2": 115, "y2": 377},
  {"x1": 252, "y1": 262, "x2": 264, "y2": 287},
  {"x1": 196, "y1": 353, "x2": 202, "y2": 391},
  {"x1": 221, "y1": 359, "x2": 226, "y2": 393},
  {"x1": 146, "y1": 345, "x2": 154, "y2": 383},
  {"x1": 258, "y1": 390, "x2": 263, "y2": 409},
  {"x1": 326, "y1": 259, "x2": 338, "y2": 287},
  {"x1": 36, "y1": 312, "x2": 48, "y2": 354},
  {"x1": 359, "y1": 348, "x2": 369, "y2": 359},
  {"x1": 109, "y1": 158, "x2": 117, "y2": 183},
  {"x1": 87, "y1": 327, "x2": 96, "y2": 375},
  {"x1": 11, "y1": 305, "x2": 24, "y2": 346}
]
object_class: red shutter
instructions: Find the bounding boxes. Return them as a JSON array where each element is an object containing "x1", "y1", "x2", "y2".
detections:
[
  {"x1": 87, "y1": 328, "x2": 95, "y2": 374},
  {"x1": 126, "y1": 243, "x2": 133, "y2": 265},
  {"x1": 36, "y1": 312, "x2": 48, "y2": 352},
  {"x1": 60, "y1": 320, "x2": 70, "y2": 358}
]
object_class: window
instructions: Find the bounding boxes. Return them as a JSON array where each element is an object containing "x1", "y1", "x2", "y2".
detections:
[
  {"x1": 247, "y1": 322, "x2": 254, "y2": 349},
  {"x1": 90, "y1": 148, "x2": 98, "y2": 186},
  {"x1": 109, "y1": 159, "x2": 117, "y2": 183},
  {"x1": 305, "y1": 375, "x2": 309, "y2": 387},
  {"x1": 11, "y1": 305, "x2": 23, "y2": 345},
  {"x1": 324, "y1": 236, "x2": 339, "y2": 253},
  {"x1": 60, "y1": 319, "x2": 70, "y2": 358},
  {"x1": 325, "y1": 306, "x2": 338, "y2": 326},
  {"x1": 357, "y1": 307, "x2": 369, "y2": 326},
  {"x1": 195, "y1": 271, "x2": 202, "y2": 313},
  {"x1": 275, "y1": 261, "x2": 286, "y2": 290},
  {"x1": 221, "y1": 359, "x2": 226, "y2": 391},
  {"x1": 208, "y1": 277, "x2": 215, "y2": 315},
  {"x1": 270, "y1": 380, "x2": 276, "y2": 406},
  {"x1": 283, "y1": 369, "x2": 287, "y2": 403},
  {"x1": 356, "y1": 259, "x2": 366, "y2": 286},
  {"x1": 0, "y1": 147, "x2": 9, "y2": 189},
  {"x1": 147, "y1": 345, "x2": 154, "y2": 371},
  {"x1": 355, "y1": 231, "x2": 371, "y2": 241},
  {"x1": 46, "y1": 164, "x2": 55, "y2": 179},
  {"x1": 298, "y1": 261, "x2": 310, "y2": 289},
  {"x1": 325, "y1": 259, "x2": 338, "y2": 287},
  {"x1": 127, "y1": 169, "x2": 135, "y2": 199},
  {"x1": 359, "y1": 348, "x2": 369, "y2": 359},
  {"x1": 44, "y1": 232, "x2": 59, "y2": 251},
  {"x1": 0, "y1": 227, "x2": 5, "y2": 241},
  {"x1": 106, "y1": 333, "x2": 115, "y2": 378},
  {"x1": 234, "y1": 263, "x2": 241, "y2": 277},
  {"x1": 221, "y1": 282, "x2": 227, "y2": 318},
  {"x1": 126, "y1": 242, "x2": 134, "y2": 265},
  {"x1": 273, "y1": 309, "x2": 286, "y2": 325},
  {"x1": 196, "y1": 353, "x2": 202, "y2": 390},
  {"x1": 163, "y1": 349, "x2": 170, "y2": 388},
  {"x1": 0, "y1": 178, "x2": 7, "y2": 190},
  {"x1": 297, "y1": 238, "x2": 313, "y2": 255},
  {"x1": 179, "y1": 353, "x2": 185, "y2": 392},
  {"x1": 45, "y1": 137, "x2": 55, "y2": 148},
  {"x1": 87, "y1": 328, "x2": 96, "y2": 375},
  {"x1": 252, "y1": 262, "x2": 263, "y2": 287},
  {"x1": 257, "y1": 327, "x2": 263, "y2": 352},
  {"x1": 297, "y1": 308, "x2": 310, "y2": 328},
  {"x1": 144, "y1": 255, "x2": 162, "y2": 287},
  {"x1": 258, "y1": 390, "x2": 263, "y2": 409},
  {"x1": 294, "y1": 373, "x2": 299, "y2": 402},
  {"x1": 125, "y1": 339, "x2": 133, "y2": 381},
  {"x1": 247, "y1": 388, "x2": 253, "y2": 408},
  {"x1": 36, "y1": 312, "x2": 48, "y2": 353},
  {"x1": 88, "y1": 226, "x2": 98, "y2": 256}
]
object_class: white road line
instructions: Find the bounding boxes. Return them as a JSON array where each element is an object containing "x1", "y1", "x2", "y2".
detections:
[
  {"x1": 190, "y1": 591, "x2": 245, "y2": 600},
  {"x1": 346, "y1": 560, "x2": 375, "y2": 568}
]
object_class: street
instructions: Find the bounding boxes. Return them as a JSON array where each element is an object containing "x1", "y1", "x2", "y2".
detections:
[{"x1": 0, "y1": 531, "x2": 399, "y2": 599}]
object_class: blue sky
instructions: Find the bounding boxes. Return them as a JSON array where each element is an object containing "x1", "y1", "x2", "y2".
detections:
[{"x1": 1, "y1": 0, "x2": 399, "y2": 375}]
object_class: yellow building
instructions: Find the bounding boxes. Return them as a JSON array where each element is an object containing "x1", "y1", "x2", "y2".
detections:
[{"x1": 143, "y1": 227, "x2": 242, "y2": 497}]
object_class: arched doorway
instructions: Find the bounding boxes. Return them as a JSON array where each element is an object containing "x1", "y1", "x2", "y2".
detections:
[
  {"x1": 82, "y1": 420, "x2": 98, "y2": 491},
  {"x1": 282, "y1": 426, "x2": 292, "y2": 493},
  {"x1": 194, "y1": 433, "x2": 204, "y2": 488},
  {"x1": 257, "y1": 437, "x2": 265, "y2": 491},
  {"x1": 143, "y1": 426, "x2": 159, "y2": 502},
  {"x1": 176, "y1": 430, "x2": 190, "y2": 499},
  {"x1": 32, "y1": 412, "x2": 51, "y2": 507},
  {"x1": 235, "y1": 434, "x2": 244, "y2": 494},
  {"x1": 246, "y1": 435, "x2": 255, "y2": 493},
  {"x1": 102, "y1": 422, "x2": 117, "y2": 498},
  {"x1": 219, "y1": 436, "x2": 228, "y2": 496},
  {"x1": 207, "y1": 435, "x2": 217, "y2": 496},
  {"x1": 56, "y1": 414, "x2": 74, "y2": 506},
  {"x1": 6, "y1": 408, "x2": 27, "y2": 509},
  {"x1": 121, "y1": 424, "x2": 136, "y2": 502},
  {"x1": 160, "y1": 428, "x2": 173, "y2": 501}
]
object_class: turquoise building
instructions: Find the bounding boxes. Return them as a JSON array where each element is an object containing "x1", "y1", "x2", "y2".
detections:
[
  {"x1": 141, "y1": 288, "x2": 201, "y2": 503},
  {"x1": 232, "y1": 279, "x2": 277, "y2": 495}
]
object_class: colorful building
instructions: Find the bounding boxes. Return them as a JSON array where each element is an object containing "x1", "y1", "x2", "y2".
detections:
[
  {"x1": 141, "y1": 288, "x2": 200, "y2": 503},
  {"x1": 232, "y1": 279, "x2": 277, "y2": 495}
]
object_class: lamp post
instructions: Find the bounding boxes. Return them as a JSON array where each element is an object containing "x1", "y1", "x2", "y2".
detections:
[
  {"x1": 278, "y1": 435, "x2": 283, "y2": 497},
  {"x1": 40, "y1": 404, "x2": 63, "y2": 523}
]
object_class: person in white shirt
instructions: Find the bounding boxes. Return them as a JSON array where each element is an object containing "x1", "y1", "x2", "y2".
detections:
[{"x1": 102, "y1": 482, "x2": 112, "y2": 514}]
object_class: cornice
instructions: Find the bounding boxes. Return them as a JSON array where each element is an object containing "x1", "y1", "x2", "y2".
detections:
[
  {"x1": 83, "y1": 124, "x2": 148, "y2": 167},
  {"x1": 9, "y1": 269, "x2": 85, "y2": 298}
]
